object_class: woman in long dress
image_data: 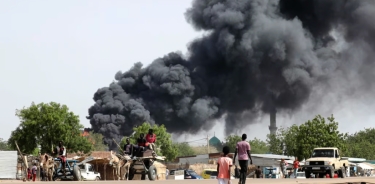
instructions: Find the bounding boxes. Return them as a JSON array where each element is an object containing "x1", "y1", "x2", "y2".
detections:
[{"x1": 280, "y1": 159, "x2": 287, "y2": 178}]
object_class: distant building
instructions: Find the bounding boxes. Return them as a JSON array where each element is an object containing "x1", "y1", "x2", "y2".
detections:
[{"x1": 209, "y1": 134, "x2": 223, "y2": 151}]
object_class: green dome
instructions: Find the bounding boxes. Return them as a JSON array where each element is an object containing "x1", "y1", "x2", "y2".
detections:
[{"x1": 209, "y1": 136, "x2": 221, "y2": 146}]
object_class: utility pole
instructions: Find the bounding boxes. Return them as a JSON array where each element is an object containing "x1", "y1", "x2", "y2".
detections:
[{"x1": 207, "y1": 135, "x2": 210, "y2": 154}]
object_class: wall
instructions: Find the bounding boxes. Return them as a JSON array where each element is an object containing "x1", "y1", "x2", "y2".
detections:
[{"x1": 0, "y1": 151, "x2": 17, "y2": 179}]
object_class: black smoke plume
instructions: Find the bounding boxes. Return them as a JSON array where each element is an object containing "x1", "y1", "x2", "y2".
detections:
[{"x1": 87, "y1": 0, "x2": 375, "y2": 150}]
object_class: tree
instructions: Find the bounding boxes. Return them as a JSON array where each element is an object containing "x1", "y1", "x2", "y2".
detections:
[
  {"x1": 267, "y1": 130, "x2": 284, "y2": 155},
  {"x1": 129, "y1": 122, "x2": 177, "y2": 161},
  {"x1": 267, "y1": 125, "x2": 299, "y2": 156},
  {"x1": 119, "y1": 136, "x2": 128, "y2": 151},
  {"x1": 345, "y1": 128, "x2": 375, "y2": 160},
  {"x1": 0, "y1": 138, "x2": 11, "y2": 151},
  {"x1": 224, "y1": 135, "x2": 242, "y2": 153},
  {"x1": 87, "y1": 131, "x2": 108, "y2": 151},
  {"x1": 268, "y1": 114, "x2": 348, "y2": 160},
  {"x1": 192, "y1": 146, "x2": 219, "y2": 155},
  {"x1": 8, "y1": 102, "x2": 93, "y2": 155},
  {"x1": 294, "y1": 115, "x2": 347, "y2": 160},
  {"x1": 249, "y1": 138, "x2": 269, "y2": 154},
  {"x1": 174, "y1": 142, "x2": 195, "y2": 157}
]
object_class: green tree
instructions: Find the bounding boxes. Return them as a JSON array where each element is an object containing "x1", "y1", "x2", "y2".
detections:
[
  {"x1": 267, "y1": 115, "x2": 347, "y2": 161},
  {"x1": 87, "y1": 131, "x2": 108, "y2": 151},
  {"x1": 119, "y1": 136, "x2": 128, "y2": 151},
  {"x1": 345, "y1": 128, "x2": 375, "y2": 160},
  {"x1": 266, "y1": 129, "x2": 284, "y2": 155},
  {"x1": 294, "y1": 115, "x2": 347, "y2": 160},
  {"x1": 0, "y1": 138, "x2": 11, "y2": 150},
  {"x1": 174, "y1": 142, "x2": 195, "y2": 157},
  {"x1": 224, "y1": 135, "x2": 242, "y2": 153},
  {"x1": 31, "y1": 148, "x2": 40, "y2": 156},
  {"x1": 8, "y1": 102, "x2": 93, "y2": 155},
  {"x1": 129, "y1": 122, "x2": 177, "y2": 161},
  {"x1": 249, "y1": 138, "x2": 269, "y2": 154}
]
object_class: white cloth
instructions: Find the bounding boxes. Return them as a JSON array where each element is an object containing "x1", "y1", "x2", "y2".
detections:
[
  {"x1": 57, "y1": 146, "x2": 66, "y2": 156},
  {"x1": 218, "y1": 178, "x2": 231, "y2": 184}
]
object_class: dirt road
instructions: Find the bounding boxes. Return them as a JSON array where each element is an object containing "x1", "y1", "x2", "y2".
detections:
[{"x1": 1, "y1": 178, "x2": 375, "y2": 184}]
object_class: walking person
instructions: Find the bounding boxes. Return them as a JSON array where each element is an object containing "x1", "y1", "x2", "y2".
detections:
[
  {"x1": 166, "y1": 168, "x2": 169, "y2": 179},
  {"x1": 217, "y1": 146, "x2": 233, "y2": 184},
  {"x1": 280, "y1": 158, "x2": 287, "y2": 178},
  {"x1": 233, "y1": 134, "x2": 252, "y2": 184},
  {"x1": 32, "y1": 163, "x2": 37, "y2": 182},
  {"x1": 293, "y1": 157, "x2": 300, "y2": 178},
  {"x1": 255, "y1": 166, "x2": 262, "y2": 178}
]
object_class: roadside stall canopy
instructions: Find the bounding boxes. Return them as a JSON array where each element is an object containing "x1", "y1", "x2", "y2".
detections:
[{"x1": 358, "y1": 163, "x2": 375, "y2": 170}]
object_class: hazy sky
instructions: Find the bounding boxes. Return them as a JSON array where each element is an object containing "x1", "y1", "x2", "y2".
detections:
[{"x1": 1, "y1": 0, "x2": 374, "y2": 144}]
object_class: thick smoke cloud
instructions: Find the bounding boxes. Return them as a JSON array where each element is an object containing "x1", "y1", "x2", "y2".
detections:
[{"x1": 87, "y1": 0, "x2": 375, "y2": 150}]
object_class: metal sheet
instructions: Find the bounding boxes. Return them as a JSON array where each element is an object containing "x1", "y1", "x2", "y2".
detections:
[{"x1": 0, "y1": 151, "x2": 17, "y2": 179}]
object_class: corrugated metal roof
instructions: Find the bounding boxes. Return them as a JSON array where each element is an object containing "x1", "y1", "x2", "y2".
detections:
[
  {"x1": 342, "y1": 157, "x2": 366, "y2": 162},
  {"x1": 357, "y1": 163, "x2": 375, "y2": 170},
  {"x1": 250, "y1": 154, "x2": 296, "y2": 160},
  {"x1": 365, "y1": 161, "x2": 375, "y2": 164}
]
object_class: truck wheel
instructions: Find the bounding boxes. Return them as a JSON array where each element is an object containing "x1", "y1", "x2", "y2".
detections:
[
  {"x1": 329, "y1": 169, "x2": 334, "y2": 178},
  {"x1": 95, "y1": 176, "x2": 100, "y2": 181},
  {"x1": 305, "y1": 171, "x2": 310, "y2": 178},
  {"x1": 340, "y1": 167, "x2": 346, "y2": 178},
  {"x1": 72, "y1": 165, "x2": 82, "y2": 181},
  {"x1": 148, "y1": 165, "x2": 157, "y2": 181}
]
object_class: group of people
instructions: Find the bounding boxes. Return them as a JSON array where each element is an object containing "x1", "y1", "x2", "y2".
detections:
[
  {"x1": 123, "y1": 129, "x2": 157, "y2": 158},
  {"x1": 217, "y1": 134, "x2": 252, "y2": 184},
  {"x1": 216, "y1": 133, "x2": 301, "y2": 184},
  {"x1": 279, "y1": 157, "x2": 300, "y2": 178},
  {"x1": 27, "y1": 141, "x2": 67, "y2": 181},
  {"x1": 27, "y1": 163, "x2": 38, "y2": 182}
]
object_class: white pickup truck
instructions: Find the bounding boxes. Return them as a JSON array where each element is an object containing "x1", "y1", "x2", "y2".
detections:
[{"x1": 79, "y1": 163, "x2": 101, "y2": 181}]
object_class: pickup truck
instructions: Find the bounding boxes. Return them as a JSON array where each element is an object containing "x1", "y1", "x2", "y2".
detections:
[
  {"x1": 304, "y1": 147, "x2": 348, "y2": 178},
  {"x1": 79, "y1": 163, "x2": 101, "y2": 181}
]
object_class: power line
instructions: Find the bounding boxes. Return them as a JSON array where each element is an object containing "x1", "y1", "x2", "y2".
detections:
[{"x1": 182, "y1": 138, "x2": 206, "y2": 143}]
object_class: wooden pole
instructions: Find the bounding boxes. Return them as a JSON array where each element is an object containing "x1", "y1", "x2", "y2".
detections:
[
  {"x1": 104, "y1": 163, "x2": 106, "y2": 181},
  {"x1": 207, "y1": 135, "x2": 210, "y2": 154},
  {"x1": 15, "y1": 141, "x2": 28, "y2": 180}
]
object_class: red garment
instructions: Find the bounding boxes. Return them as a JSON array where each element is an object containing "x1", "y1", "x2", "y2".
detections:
[
  {"x1": 58, "y1": 156, "x2": 66, "y2": 163},
  {"x1": 145, "y1": 134, "x2": 156, "y2": 143},
  {"x1": 293, "y1": 161, "x2": 299, "y2": 169},
  {"x1": 28, "y1": 174, "x2": 31, "y2": 179},
  {"x1": 32, "y1": 174, "x2": 36, "y2": 182},
  {"x1": 138, "y1": 142, "x2": 148, "y2": 146}
]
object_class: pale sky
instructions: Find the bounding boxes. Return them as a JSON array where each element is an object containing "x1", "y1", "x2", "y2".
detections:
[{"x1": 1, "y1": 0, "x2": 374, "y2": 144}]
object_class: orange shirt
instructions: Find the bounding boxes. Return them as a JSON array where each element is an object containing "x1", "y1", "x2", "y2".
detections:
[{"x1": 218, "y1": 156, "x2": 233, "y2": 179}]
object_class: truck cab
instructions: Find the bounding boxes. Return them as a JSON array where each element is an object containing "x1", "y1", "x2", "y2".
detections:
[
  {"x1": 304, "y1": 147, "x2": 348, "y2": 178},
  {"x1": 79, "y1": 163, "x2": 101, "y2": 181}
]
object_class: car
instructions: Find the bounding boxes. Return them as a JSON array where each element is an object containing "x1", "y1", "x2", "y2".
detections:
[
  {"x1": 202, "y1": 169, "x2": 235, "y2": 179},
  {"x1": 303, "y1": 147, "x2": 349, "y2": 178},
  {"x1": 169, "y1": 169, "x2": 203, "y2": 179},
  {"x1": 79, "y1": 163, "x2": 101, "y2": 181}
]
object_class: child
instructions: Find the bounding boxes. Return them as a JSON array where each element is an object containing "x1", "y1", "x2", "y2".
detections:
[
  {"x1": 32, "y1": 163, "x2": 37, "y2": 182},
  {"x1": 217, "y1": 146, "x2": 232, "y2": 184},
  {"x1": 27, "y1": 168, "x2": 31, "y2": 180}
]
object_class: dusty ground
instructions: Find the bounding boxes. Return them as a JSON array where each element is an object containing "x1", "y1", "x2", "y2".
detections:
[{"x1": 1, "y1": 178, "x2": 375, "y2": 184}]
